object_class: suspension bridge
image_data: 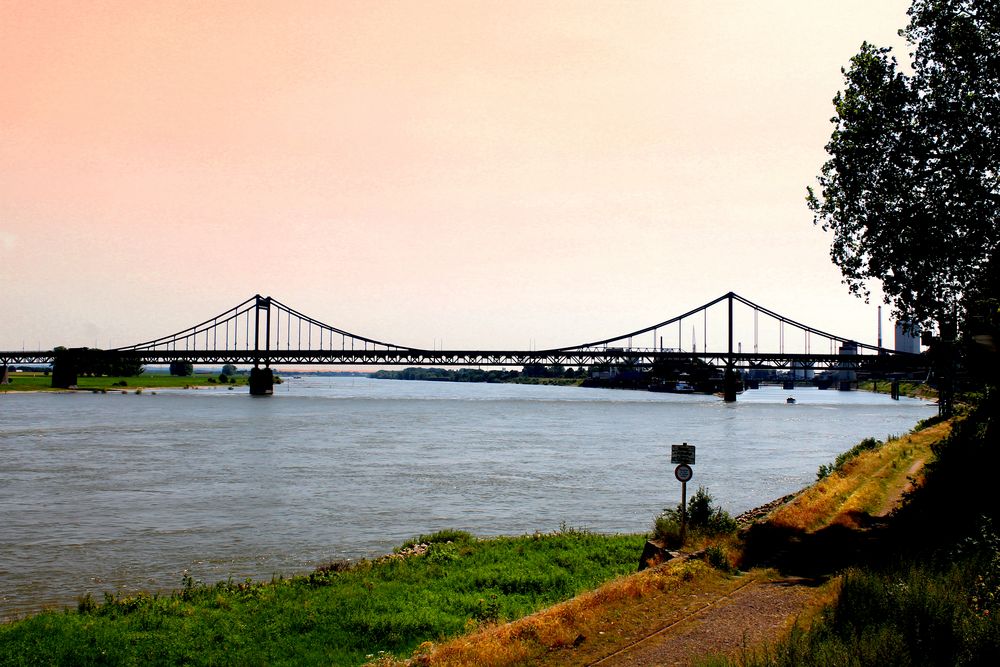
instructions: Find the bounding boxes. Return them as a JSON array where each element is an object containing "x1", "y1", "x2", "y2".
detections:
[{"x1": 1, "y1": 292, "x2": 927, "y2": 398}]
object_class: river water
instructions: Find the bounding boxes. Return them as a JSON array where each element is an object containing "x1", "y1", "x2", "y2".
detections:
[{"x1": 0, "y1": 378, "x2": 931, "y2": 620}]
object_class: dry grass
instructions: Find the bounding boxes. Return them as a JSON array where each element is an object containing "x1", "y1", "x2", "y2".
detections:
[
  {"x1": 369, "y1": 559, "x2": 750, "y2": 666},
  {"x1": 368, "y1": 421, "x2": 954, "y2": 667},
  {"x1": 766, "y1": 420, "x2": 950, "y2": 532}
]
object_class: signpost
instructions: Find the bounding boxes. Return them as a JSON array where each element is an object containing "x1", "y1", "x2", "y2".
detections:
[{"x1": 670, "y1": 443, "x2": 696, "y2": 545}]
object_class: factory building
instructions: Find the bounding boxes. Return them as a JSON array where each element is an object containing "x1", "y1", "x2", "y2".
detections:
[{"x1": 895, "y1": 322, "x2": 921, "y2": 354}]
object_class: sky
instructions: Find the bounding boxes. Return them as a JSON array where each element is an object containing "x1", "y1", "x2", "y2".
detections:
[{"x1": 1, "y1": 0, "x2": 915, "y2": 354}]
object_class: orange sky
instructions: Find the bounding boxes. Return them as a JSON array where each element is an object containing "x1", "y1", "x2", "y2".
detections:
[{"x1": 1, "y1": 1, "x2": 912, "y2": 352}]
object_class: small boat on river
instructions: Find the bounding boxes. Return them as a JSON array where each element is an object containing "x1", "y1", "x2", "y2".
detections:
[{"x1": 648, "y1": 380, "x2": 696, "y2": 394}]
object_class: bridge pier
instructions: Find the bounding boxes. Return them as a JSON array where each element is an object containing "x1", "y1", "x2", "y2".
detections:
[
  {"x1": 723, "y1": 367, "x2": 738, "y2": 402},
  {"x1": 249, "y1": 367, "x2": 274, "y2": 396},
  {"x1": 51, "y1": 349, "x2": 80, "y2": 389}
]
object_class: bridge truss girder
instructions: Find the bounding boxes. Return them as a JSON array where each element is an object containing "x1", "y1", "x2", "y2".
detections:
[{"x1": 1, "y1": 348, "x2": 927, "y2": 373}]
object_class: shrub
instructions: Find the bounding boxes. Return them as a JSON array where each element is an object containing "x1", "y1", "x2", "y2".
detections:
[
  {"x1": 705, "y1": 545, "x2": 735, "y2": 573},
  {"x1": 397, "y1": 529, "x2": 474, "y2": 552},
  {"x1": 652, "y1": 514, "x2": 684, "y2": 548},
  {"x1": 652, "y1": 487, "x2": 737, "y2": 547},
  {"x1": 817, "y1": 436, "x2": 883, "y2": 480}
]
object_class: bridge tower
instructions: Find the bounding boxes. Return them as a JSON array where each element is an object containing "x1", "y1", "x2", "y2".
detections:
[
  {"x1": 723, "y1": 292, "x2": 739, "y2": 402},
  {"x1": 248, "y1": 294, "x2": 274, "y2": 396}
]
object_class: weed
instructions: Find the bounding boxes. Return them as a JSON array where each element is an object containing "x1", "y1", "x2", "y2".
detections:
[
  {"x1": 0, "y1": 531, "x2": 644, "y2": 665},
  {"x1": 817, "y1": 436, "x2": 882, "y2": 480},
  {"x1": 397, "y1": 529, "x2": 474, "y2": 552},
  {"x1": 652, "y1": 487, "x2": 737, "y2": 547},
  {"x1": 705, "y1": 545, "x2": 735, "y2": 573}
]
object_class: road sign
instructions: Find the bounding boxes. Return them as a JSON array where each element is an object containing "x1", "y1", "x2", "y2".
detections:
[
  {"x1": 671, "y1": 443, "x2": 696, "y2": 465},
  {"x1": 674, "y1": 463, "x2": 693, "y2": 483}
]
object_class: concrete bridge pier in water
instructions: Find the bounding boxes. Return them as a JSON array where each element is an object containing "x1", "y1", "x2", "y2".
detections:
[
  {"x1": 723, "y1": 366, "x2": 738, "y2": 402},
  {"x1": 249, "y1": 366, "x2": 274, "y2": 396}
]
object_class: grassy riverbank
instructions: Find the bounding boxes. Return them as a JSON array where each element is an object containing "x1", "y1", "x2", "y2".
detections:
[
  {"x1": 708, "y1": 402, "x2": 1000, "y2": 666},
  {"x1": 858, "y1": 379, "x2": 938, "y2": 400},
  {"x1": 0, "y1": 530, "x2": 644, "y2": 666},
  {"x1": 0, "y1": 371, "x2": 247, "y2": 392},
  {"x1": 3, "y1": 396, "x2": 991, "y2": 665}
]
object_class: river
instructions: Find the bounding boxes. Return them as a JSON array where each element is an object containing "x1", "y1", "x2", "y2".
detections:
[{"x1": 0, "y1": 378, "x2": 931, "y2": 620}]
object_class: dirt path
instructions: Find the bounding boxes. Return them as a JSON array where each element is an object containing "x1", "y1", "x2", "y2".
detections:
[
  {"x1": 879, "y1": 457, "x2": 925, "y2": 516},
  {"x1": 587, "y1": 576, "x2": 823, "y2": 666}
]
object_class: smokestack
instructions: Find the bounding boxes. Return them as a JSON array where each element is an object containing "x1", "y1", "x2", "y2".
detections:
[{"x1": 878, "y1": 306, "x2": 883, "y2": 349}]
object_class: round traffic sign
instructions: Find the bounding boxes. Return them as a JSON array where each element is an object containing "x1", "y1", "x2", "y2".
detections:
[{"x1": 675, "y1": 463, "x2": 693, "y2": 483}]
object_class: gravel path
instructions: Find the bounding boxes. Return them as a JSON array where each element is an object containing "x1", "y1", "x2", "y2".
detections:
[{"x1": 589, "y1": 577, "x2": 822, "y2": 667}]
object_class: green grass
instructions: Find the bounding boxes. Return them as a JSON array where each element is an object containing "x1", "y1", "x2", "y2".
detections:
[
  {"x1": 0, "y1": 530, "x2": 645, "y2": 666},
  {"x1": 859, "y1": 380, "x2": 938, "y2": 400},
  {"x1": 0, "y1": 372, "x2": 245, "y2": 392},
  {"x1": 706, "y1": 558, "x2": 1000, "y2": 667},
  {"x1": 708, "y1": 396, "x2": 1000, "y2": 666}
]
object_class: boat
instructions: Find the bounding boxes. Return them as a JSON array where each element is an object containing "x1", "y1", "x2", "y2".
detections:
[
  {"x1": 647, "y1": 380, "x2": 696, "y2": 394},
  {"x1": 786, "y1": 397, "x2": 796, "y2": 404}
]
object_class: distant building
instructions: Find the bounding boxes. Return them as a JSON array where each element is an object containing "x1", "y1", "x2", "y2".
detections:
[
  {"x1": 836, "y1": 341, "x2": 859, "y2": 382},
  {"x1": 895, "y1": 322, "x2": 921, "y2": 354},
  {"x1": 790, "y1": 360, "x2": 814, "y2": 380}
]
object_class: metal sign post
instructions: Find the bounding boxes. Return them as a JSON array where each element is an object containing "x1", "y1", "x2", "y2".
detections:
[{"x1": 671, "y1": 443, "x2": 696, "y2": 546}]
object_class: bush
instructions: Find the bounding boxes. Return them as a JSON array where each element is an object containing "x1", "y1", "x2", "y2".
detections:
[
  {"x1": 652, "y1": 514, "x2": 684, "y2": 548},
  {"x1": 705, "y1": 545, "x2": 735, "y2": 573},
  {"x1": 817, "y1": 436, "x2": 883, "y2": 480},
  {"x1": 397, "y1": 529, "x2": 474, "y2": 553},
  {"x1": 652, "y1": 487, "x2": 737, "y2": 547}
]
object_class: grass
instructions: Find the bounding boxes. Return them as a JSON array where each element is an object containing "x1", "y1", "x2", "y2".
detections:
[
  {"x1": 0, "y1": 530, "x2": 644, "y2": 666},
  {"x1": 709, "y1": 395, "x2": 1000, "y2": 666},
  {"x1": 2, "y1": 385, "x2": 978, "y2": 665},
  {"x1": 0, "y1": 371, "x2": 246, "y2": 392},
  {"x1": 399, "y1": 558, "x2": 741, "y2": 667},
  {"x1": 705, "y1": 556, "x2": 1000, "y2": 667},
  {"x1": 766, "y1": 420, "x2": 949, "y2": 533},
  {"x1": 859, "y1": 379, "x2": 938, "y2": 400}
]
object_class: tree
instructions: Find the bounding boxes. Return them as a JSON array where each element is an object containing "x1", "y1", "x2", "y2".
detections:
[
  {"x1": 110, "y1": 354, "x2": 145, "y2": 377},
  {"x1": 221, "y1": 363, "x2": 238, "y2": 377},
  {"x1": 807, "y1": 0, "x2": 999, "y2": 332},
  {"x1": 169, "y1": 361, "x2": 194, "y2": 376}
]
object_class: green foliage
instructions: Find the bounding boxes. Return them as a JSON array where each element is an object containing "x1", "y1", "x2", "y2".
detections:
[
  {"x1": 169, "y1": 360, "x2": 194, "y2": 376},
  {"x1": 652, "y1": 514, "x2": 684, "y2": 548},
  {"x1": 704, "y1": 545, "x2": 736, "y2": 574},
  {"x1": 653, "y1": 487, "x2": 737, "y2": 546},
  {"x1": 396, "y1": 529, "x2": 474, "y2": 552},
  {"x1": 109, "y1": 354, "x2": 145, "y2": 377},
  {"x1": 817, "y1": 436, "x2": 882, "y2": 480},
  {"x1": 806, "y1": 0, "x2": 1000, "y2": 330},
  {"x1": 0, "y1": 531, "x2": 644, "y2": 665},
  {"x1": 221, "y1": 363, "x2": 238, "y2": 377},
  {"x1": 710, "y1": 557, "x2": 1000, "y2": 667},
  {"x1": 712, "y1": 391, "x2": 1000, "y2": 667}
]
